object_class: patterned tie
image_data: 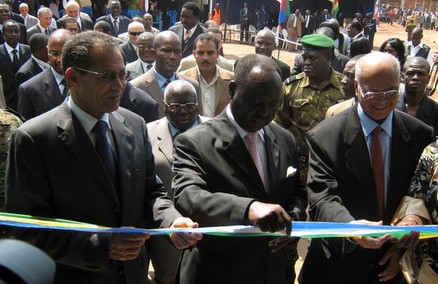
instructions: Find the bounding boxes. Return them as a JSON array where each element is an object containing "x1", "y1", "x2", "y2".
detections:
[
  {"x1": 93, "y1": 120, "x2": 118, "y2": 188},
  {"x1": 162, "y1": 79, "x2": 171, "y2": 92},
  {"x1": 246, "y1": 132, "x2": 267, "y2": 189},
  {"x1": 11, "y1": 49, "x2": 19, "y2": 70},
  {"x1": 372, "y1": 126, "x2": 385, "y2": 218},
  {"x1": 184, "y1": 29, "x2": 191, "y2": 44},
  {"x1": 113, "y1": 20, "x2": 119, "y2": 35},
  {"x1": 45, "y1": 28, "x2": 49, "y2": 35}
]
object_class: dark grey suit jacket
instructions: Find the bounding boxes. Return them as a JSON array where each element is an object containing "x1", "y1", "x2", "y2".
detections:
[
  {"x1": 5, "y1": 102, "x2": 180, "y2": 283},
  {"x1": 300, "y1": 106, "x2": 435, "y2": 283},
  {"x1": 26, "y1": 25, "x2": 56, "y2": 42},
  {"x1": 120, "y1": 41, "x2": 138, "y2": 64},
  {"x1": 15, "y1": 57, "x2": 44, "y2": 91},
  {"x1": 0, "y1": 43, "x2": 31, "y2": 111},
  {"x1": 130, "y1": 69, "x2": 203, "y2": 118},
  {"x1": 17, "y1": 68, "x2": 65, "y2": 120},
  {"x1": 96, "y1": 15, "x2": 131, "y2": 37},
  {"x1": 169, "y1": 23, "x2": 206, "y2": 58},
  {"x1": 173, "y1": 111, "x2": 307, "y2": 284},
  {"x1": 396, "y1": 93, "x2": 438, "y2": 134},
  {"x1": 119, "y1": 82, "x2": 159, "y2": 123}
]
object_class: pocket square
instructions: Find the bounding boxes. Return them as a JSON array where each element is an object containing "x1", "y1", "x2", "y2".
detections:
[{"x1": 286, "y1": 166, "x2": 297, "y2": 177}]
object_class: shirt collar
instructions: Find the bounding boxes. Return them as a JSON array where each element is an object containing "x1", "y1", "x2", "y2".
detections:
[
  {"x1": 184, "y1": 24, "x2": 198, "y2": 36},
  {"x1": 357, "y1": 103, "x2": 393, "y2": 138},
  {"x1": 168, "y1": 116, "x2": 201, "y2": 138},
  {"x1": 32, "y1": 55, "x2": 50, "y2": 70},
  {"x1": 110, "y1": 15, "x2": 118, "y2": 22},
  {"x1": 50, "y1": 67, "x2": 64, "y2": 85},
  {"x1": 153, "y1": 67, "x2": 176, "y2": 87},
  {"x1": 5, "y1": 42, "x2": 19, "y2": 53},
  {"x1": 196, "y1": 65, "x2": 219, "y2": 85},
  {"x1": 226, "y1": 104, "x2": 265, "y2": 142},
  {"x1": 68, "y1": 97, "x2": 111, "y2": 135}
]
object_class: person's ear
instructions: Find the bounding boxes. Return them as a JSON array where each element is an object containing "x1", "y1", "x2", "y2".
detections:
[{"x1": 65, "y1": 67, "x2": 79, "y2": 90}]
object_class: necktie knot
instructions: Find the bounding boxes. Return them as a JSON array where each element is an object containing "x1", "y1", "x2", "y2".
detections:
[
  {"x1": 162, "y1": 79, "x2": 172, "y2": 89},
  {"x1": 246, "y1": 132, "x2": 258, "y2": 145},
  {"x1": 184, "y1": 30, "x2": 191, "y2": 43},
  {"x1": 93, "y1": 120, "x2": 109, "y2": 137}
]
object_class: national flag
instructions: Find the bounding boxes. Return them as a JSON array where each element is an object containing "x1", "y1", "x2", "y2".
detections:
[
  {"x1": 277, "y1": 0, "x2": 290, "y2": 25},
  {"x1": 330, "y1": 0, "x2": 339, "y2": 18}
]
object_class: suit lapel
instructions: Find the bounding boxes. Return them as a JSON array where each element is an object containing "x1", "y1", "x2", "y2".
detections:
[
  {"x1": 264, "y1": 125, "x2": 280, "y2": 193},
  {"x1": 215, "y1": 70, "x2": 231, "y2": 115},
  {"x1": 156, "y1": 118, "x2": 173, "y2": 166},
  {"x1": 143, "y1": 71, "x2": 164, "y2": 115},
  {"x1": 110, "y1": 111, "x2": 135, "y2": 206},
  {"x1": 221, "y1": 114, "x2": 268, "y2": 197},
  {"x1": 57, "y1": 103, "x2": 120, "y2": 203},
  {"x1": 343, "y1": 107, "x2": 380, "y2": 220},
  {"x1": 45, "y1": 70, "x2": 64, "y2": 105}
]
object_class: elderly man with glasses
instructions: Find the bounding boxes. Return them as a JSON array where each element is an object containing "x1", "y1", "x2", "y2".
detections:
[{"x1": 299, "y1": 52, "x2": 435, "y2": 284}]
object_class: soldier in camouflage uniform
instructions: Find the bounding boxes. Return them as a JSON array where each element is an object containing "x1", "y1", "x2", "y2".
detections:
[
  {"x1": 275, "y1": 34, "x2": 344, "y2": 181},
  {"x1": 0, "y1": 77, "x2": 23, "y2": 211}
]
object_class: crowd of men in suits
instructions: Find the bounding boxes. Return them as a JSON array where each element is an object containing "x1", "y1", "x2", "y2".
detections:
[{"x1": 1, "y1": 0, "x2": 438, "y2": 283}]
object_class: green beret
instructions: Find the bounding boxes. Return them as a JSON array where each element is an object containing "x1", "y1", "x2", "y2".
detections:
[{"x1": 301, "y1": 34, "x2": 335, "y2": 50}]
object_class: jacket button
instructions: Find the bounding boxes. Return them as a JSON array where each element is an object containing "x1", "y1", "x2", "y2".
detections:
[{"x1": 114, "y1": 206, "x2": 120, "y2": 212}]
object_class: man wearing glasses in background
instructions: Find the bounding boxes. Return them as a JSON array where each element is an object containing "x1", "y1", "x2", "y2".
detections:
[
  {"x1": 147, "y1": 80, "x2": 208, "y2": 284},
  {"x1": 5, "y1": 31, "x2": 202, "y2": 283},
  {"x1": 120, "y1": 21, "x2": 145, "y2": 63},
  {"x1": 299, "y1": 52, "x2": 434, "y2": 284}
]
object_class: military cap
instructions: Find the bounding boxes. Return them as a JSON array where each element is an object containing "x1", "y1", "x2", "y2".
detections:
[{"x1": 301, "y1": 34, "x2": 335, "y2": 50}]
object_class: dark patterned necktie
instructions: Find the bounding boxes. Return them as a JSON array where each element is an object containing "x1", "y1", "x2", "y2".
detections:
[
  {"x1": 93, "y1": 120, "x2": 118, "y2": 187},
  {"x1": 12, "y1": 49, "x2": 19, "y2": 70}
]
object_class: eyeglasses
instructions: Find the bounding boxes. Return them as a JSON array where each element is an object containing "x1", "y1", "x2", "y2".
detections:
[
  {"x1": 129, "y1": 31, "x2": 143, "y2": 36},
  {"x1": 358, "y1": 86, "x2": 399, "y2": 102},
  {"x1": 138, "y1": 44, "x2": 153, "y2": 50},
  {"x1": 164, "y1": 101, "x2": 198, "y2": 112},
  {"x1": 74, "y1": 67, "x2": 130, "y2": 83}
]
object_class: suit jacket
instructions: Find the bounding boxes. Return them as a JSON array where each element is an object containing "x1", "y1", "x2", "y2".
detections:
[
  {"x1": 126, "y1": 59, "x2": 153, "y2": 81},
  {"x1": 300, "y1": 106, "x2": 435, "y2": 283},
  {"x1": 120, "y1": 41, "x2": 138, "y2": 64},
  {"x1": 179, "y1": 66, "x2": 233, "y2": 117},
  {"x1": 169, "y1": 23, "x2": 206, "y2": 58},
  {"x1": 130, "y1": 69, "x2": 203, "y2": 118},
  {"x1": 96, "y1": 14, "x2": 131, "y2": 37},
  {"x1": 173, "y1": 111, "x2": 308, "y2": 284},
  {"x1": 177, "y1": 54, "x2": 234, "y2": 73},
  {"x1": 15, "y1": 57, "x2": 44, "y2": 91},
  {"x1": 79, "y1": 15, "x2": 94, "y2": 31},
  {"x1": 17, "y1": 68, "x2": 65, "y2": 120},
  {"x1": 119, "y1": 82, "x2": 159, "y2": 123},
  {"x1": 22, "y1": 14, "x2": 39, "y2": 29},
  {"x1": 302, "y1": 14, "x2": 316, "y2": 36},
  {"x1": 26, "y1": 25, "x2": 56, "y2": 42},
  {"x1": 325, "y1": 98, "x2": 356, "y2": 118},
  {"x1": 273, "y1": 57, "x2": 291, "y2": 81},
  {"x1": 5, "y1": 102, "x2": 180, "y2": 283},
  {"x1": 286, "y1": 14, "x2": 304, "y2": 35},
  {"x1": 0, "y1": 43, "x2": 31, "y2": 111},
  {"x1": 396, "y1": 93, "x2": 438, "y2": 134}
]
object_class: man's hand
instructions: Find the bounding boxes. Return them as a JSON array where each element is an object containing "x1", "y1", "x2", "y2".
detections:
[
  {"x1": 349, "y1": 220, "x2": 392, "y2": 249},
  {"x1": 169, "y1": 217, "x2": 203, "y2": 250},
  {"x1": 248, "y1": 201, "x2": 292, "y2": 235},
  {"x1": 377, "y1": 246, "x2": 403, "y2": 282},
  {"x1": 109, "y1": 232, "x2": 150, "y2": 261}
]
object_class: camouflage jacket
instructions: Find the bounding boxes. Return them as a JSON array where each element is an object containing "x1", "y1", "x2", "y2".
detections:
[
  {"x1": 274, "y1": 69, "x2": 344, "y2": 180},
  {"x1": 0, "y1": 109, "x2": 23, "y2": 211}
]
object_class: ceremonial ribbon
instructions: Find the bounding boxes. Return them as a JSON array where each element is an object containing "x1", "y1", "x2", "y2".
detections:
[{"x1": 0, "y1": 212, "x2": 437, "y2": 239}]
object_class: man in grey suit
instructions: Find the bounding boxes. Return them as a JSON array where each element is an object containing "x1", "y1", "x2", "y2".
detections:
[
  {"x1": 173, "y1": 54, "x2": 307, "y2": 284},
  {"x1": 96, "y1": 0, "x2": 131, "y2": 37},
  {"x1": 131, "y1": 31, "x2": 202, "y2": 118},
  {"x1": 64, "y1": 0, "x2": 93, "y2": 31},
  {"x1": 300, "y1": 52, "x2": 435, "y2": 283},
  {"x1": 18, "y1": 29, "x2": 73, "y2": 120},
  {"x1": 15, "y1": 33, "x2": 49, "y2": 91},
  {"x1": 5, "y1": 31, "x2": 201, "y2": 283},
  {"x1": 147, "y1": 80, "x2": 208, "y2": 284},
  {"x1": 126, "y1": 32, "x2": 155, "y2": 81},
  {"x1": 19, "y1": 3, "x2": 38, "y2": 29},
  {"x1": 169, "y1": 2, "x2": 206, "y2": 58},
  {"x1": 26, "y1": 7, "x2": 56, "y2": 42}
]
